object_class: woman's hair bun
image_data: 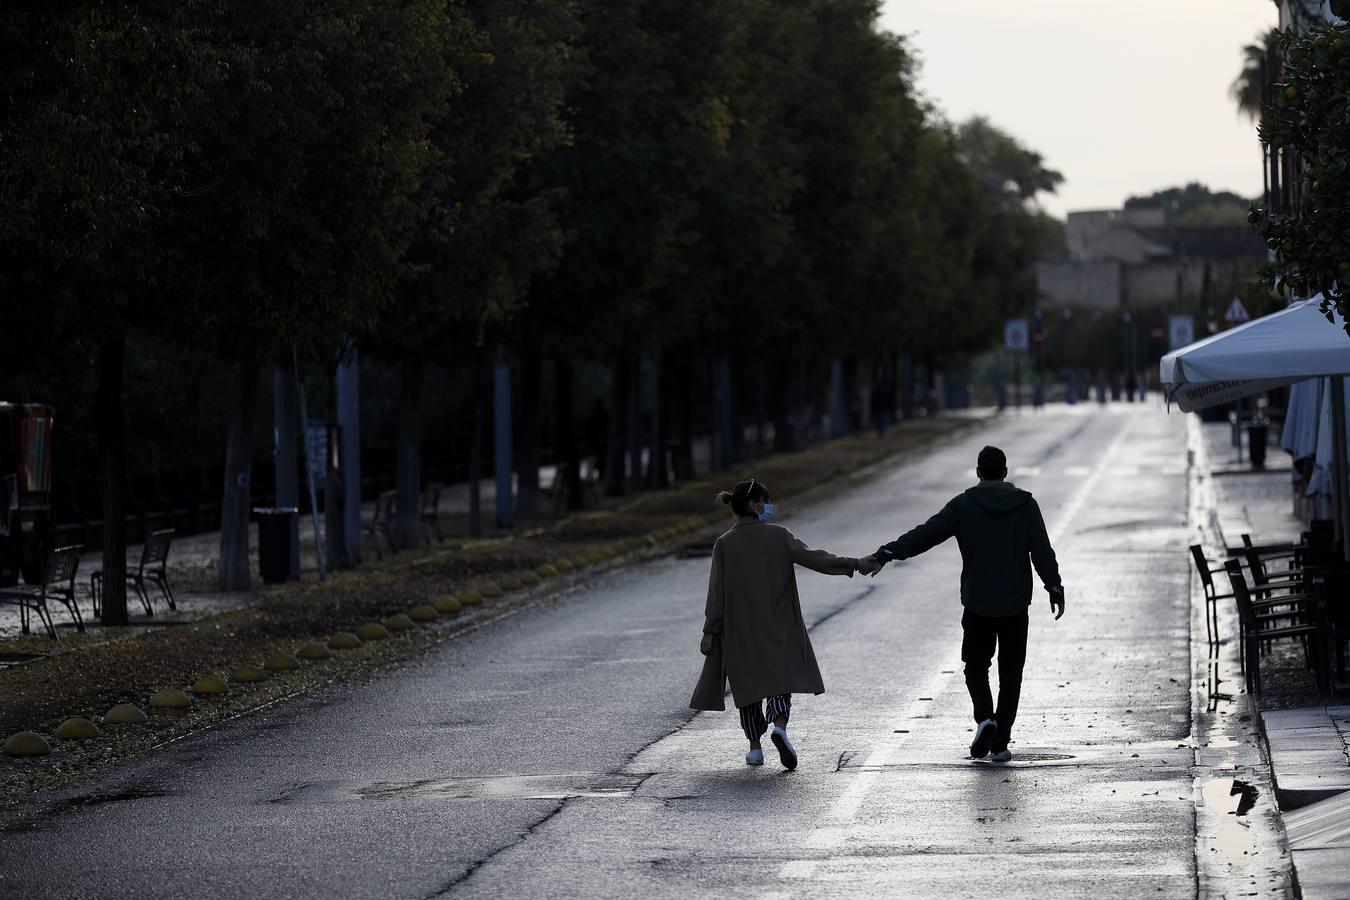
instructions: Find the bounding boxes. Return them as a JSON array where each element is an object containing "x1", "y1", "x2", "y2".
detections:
[{"x1": 716, "y1": 490, "x2": 733, "y2": 505}]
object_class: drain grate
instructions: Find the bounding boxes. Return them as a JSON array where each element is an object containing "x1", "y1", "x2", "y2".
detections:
[{"x1": 357, "y1": 773, "x2": 647, "y2": 802}]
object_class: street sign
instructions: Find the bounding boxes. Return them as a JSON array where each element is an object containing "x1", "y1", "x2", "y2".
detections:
[
  {"x1": 305, "y1": 421, "x2": 328, "y2": 487},
  {"x1": 1004, "y1": 319, "x2": 1029, "y2": 353},
  {"x1": 1222, "y1": 297, "x2": 1251, "y2": 326},
  {"x1": 1168, "y1": 315, "x2": 1194, "y2": 350}
]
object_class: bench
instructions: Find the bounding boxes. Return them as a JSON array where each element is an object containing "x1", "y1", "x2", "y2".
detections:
[
  {"x1": 90, "y1": 528, "x2": 176, "y2": 618},
  {"x1": 0, "y1": 545, "x2": 84, "y2": 638}
]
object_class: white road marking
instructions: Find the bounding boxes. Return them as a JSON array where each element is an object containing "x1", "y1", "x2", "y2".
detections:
[
  {"x1": 1048, "y1": 417, "x2": 1134, "y2": 544},
  {"x1": 781, "y1": 414, "x2": 1136, "y2": 881},
  {"x1": 1064, "y1": 466, "x2": 1091, "y2": 477},
  {"x1": 1013, "y1": 466, "x2": 1042, "y2": 477},
  {"x1": 778, "y1": 668, "x2": 956, "y2": 879}
]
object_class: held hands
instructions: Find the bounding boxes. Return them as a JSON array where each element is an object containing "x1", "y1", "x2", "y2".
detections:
[
  {"x1": 700, "y1": 632, "x2": 715, "y2": 656},
  {"x1": 854, "y1": 555, "x2": 884, "y2": 577},
  {"x1": 1048, "y1": 586, "x2": 1066, "y2": 620}
]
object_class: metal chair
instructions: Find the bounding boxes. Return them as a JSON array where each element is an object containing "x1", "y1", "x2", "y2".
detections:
[
  {"x1": 91, "y1": 528, "x2": 176, "y2": 618},
  {"x1": 1224, "y1": 559, "x2": 1326, "y2": 695},
  {"x1": 420, "y1": 482, "x2": 444, "y2": 544},
  {"x1": 0, "y1": 545, "x2": 85, "y2": 638}
]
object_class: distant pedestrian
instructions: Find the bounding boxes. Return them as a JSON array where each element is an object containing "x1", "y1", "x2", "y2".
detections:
[
  {"x1": 690, "y1": 478, "x2": 864, "y2": 770},
  {"x1": 859, "y1": 446, "x2": 1065, "y2": 762}
]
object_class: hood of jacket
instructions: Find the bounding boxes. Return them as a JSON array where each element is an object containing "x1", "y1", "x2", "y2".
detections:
[{"x1": 962, "y1": 481, "x2": 1033, "y2": 516}]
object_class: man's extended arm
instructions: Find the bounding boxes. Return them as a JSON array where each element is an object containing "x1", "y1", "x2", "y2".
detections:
[
  {"x1": 1029, "y1": 500, "x2": 1065, "y2": 618},
  {"x1": 872, "y1": 500, "x2": 959, "y2": 567}
]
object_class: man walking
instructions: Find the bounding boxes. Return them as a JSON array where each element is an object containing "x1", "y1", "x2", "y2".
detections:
[{"x1": 863, "y1": 446, "x2": 1065, "y2": 762}]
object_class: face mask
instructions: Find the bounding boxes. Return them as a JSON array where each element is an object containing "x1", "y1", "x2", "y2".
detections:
[{"x1": 758, "y1": 503, "x2": 776, "y2": 522}]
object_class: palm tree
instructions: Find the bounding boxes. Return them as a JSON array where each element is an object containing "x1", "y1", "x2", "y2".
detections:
[{"x1": 1231, "y1": 30, "x2": 1277, "y2": 121}]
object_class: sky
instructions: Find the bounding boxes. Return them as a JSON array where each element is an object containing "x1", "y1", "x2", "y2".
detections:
[{"x1": 879, "y1": 0, "x2": 1279, "y2": 218}]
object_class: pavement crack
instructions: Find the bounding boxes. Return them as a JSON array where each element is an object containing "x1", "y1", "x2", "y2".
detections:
[{"x1": 422, "y1": 800, "x2": 567, "y2": 899}]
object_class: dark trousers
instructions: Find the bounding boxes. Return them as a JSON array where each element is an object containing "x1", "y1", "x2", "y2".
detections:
[
  {"x1": 961, "y1": 610, "x2": 1029, "y2": 748},
  {"x1": 739, "y1": 694, "x2": 790, "y2": 742}
]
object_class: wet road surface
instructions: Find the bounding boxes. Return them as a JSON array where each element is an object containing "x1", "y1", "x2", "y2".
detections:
[{"x1": 1, "y1": 405, "x2": 1207, "y2": 898}]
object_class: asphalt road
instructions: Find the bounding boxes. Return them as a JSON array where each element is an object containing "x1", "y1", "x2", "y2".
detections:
[{"x1": 0, "y1": 404, "x2": 1200, "y2": 899}]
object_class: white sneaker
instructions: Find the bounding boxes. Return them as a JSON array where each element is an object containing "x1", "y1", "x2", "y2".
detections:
[
  {"x1": 989, "y1": 749, "x2": 1013, "y2": 763},
  {"x1": 770, "y1": 725, "x2": 798, "y2": 770},
  {"x1": 745, "y1": 748, "x2": 764, "y2": 766}
]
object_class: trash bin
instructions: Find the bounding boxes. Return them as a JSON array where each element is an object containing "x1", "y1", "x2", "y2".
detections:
[
  {"x1": 1247, "y1": 418, "x2": 1269, "y2": 469},
  {"x1": 254, "y1": 507, "x2": 299, "y2": 584}
]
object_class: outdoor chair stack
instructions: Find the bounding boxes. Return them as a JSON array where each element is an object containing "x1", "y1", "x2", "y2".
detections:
[
  {"x1": 363, "y1": 490, "x2": 398, "y2": 560},
  {"x1": 1211, "y1": 525, "x2": 1345, "y2": 695},
  {"x1": 0, "y1": 545, "x2": 84, "y2": 638},
  {"x1": 90, "y1": 528, "x2": 177, "y2": 618},
  {"x1": 420, "y1": 482, "x2": 444, "y2": 544}
]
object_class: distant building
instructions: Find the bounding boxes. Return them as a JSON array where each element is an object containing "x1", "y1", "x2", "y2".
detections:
[{"x1": 1036, "y1": 208, "x2": 1265, "y2": 310}]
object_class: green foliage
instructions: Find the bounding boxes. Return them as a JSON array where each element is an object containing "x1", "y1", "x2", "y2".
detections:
[
  {"x1": 1255, "y1": 23, "x2": 1350, "y2": 334},
  {"x1": 1231, "y1": 30, "x2": 1278, "y2": 121},
  {"x1": 1125, "y1": 183, "x2": 1253, "y2": 225},
  {"x1": 1, "y1": 0, "x2": 463, "y2": 362}
]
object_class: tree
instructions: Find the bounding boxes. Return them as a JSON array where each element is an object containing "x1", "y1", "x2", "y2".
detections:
[
  {"x1": 1, "y1": 0, "x2": 464, "y2": 605},
  {"x1": 1125, "y1": 183, "x2": 1253, "y2": 224},
  {"x1": 1232, "y1": 30, "x2": 1279, "y2": 121},
  {"x1": 1254, "y1": 12, "x2": 1350, "y2": 333},
  {"x1": 379, "y1": 0, "x2": 577, "y2": 541}
]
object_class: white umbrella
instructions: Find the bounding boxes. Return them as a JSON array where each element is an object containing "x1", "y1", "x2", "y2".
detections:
[
  {"x1": 1161, "y1": 296, "x2": 1350, "y2": 558},
  {"x1": 1280, "y1": 377, "x2": 1323, "y2": 462}
]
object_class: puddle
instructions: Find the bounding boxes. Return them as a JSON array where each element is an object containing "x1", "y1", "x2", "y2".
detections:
[
  {"x1": 1202, "y1": 778, "x2": 1259, "y2": 817},
  {"x1": 1202, "y1": 778, "x2": 1260, "y2": 866},
  {"x1": 972, "y1": 752, "x2": 1076, "y2": 764},
  {"x1": 53, "y1": 788, "x2": 172, "y2": 811},
  {"x1": 357, "y1": 773, "x2": 646, "y2": 802}
]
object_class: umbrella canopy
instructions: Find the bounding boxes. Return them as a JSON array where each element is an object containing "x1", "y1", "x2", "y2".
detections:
[
  {"x1": 1161, "y1": 295, "x2": 1350, "y2": 559},
  {"x1": 1160, "y1": 297, "x2": 1349, "y2": 412},
  {"x1": 1281, "y1": 377, "x2": 1324, "y2": 462}
]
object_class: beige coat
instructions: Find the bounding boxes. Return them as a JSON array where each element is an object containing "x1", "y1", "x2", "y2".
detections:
[{"x1": 690, "y1": 519, "x2": 857, "y2": 710}]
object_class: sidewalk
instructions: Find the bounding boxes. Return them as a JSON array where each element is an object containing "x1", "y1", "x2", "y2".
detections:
[
  {"x1": 0, "y1": 438, "x2": 722, "y2": 641},
  {"x1": 1200, "y1": 416, "x2": 1350, "y2": 899}
]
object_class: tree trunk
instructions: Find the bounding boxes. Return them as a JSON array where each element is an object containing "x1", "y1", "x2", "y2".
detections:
[
  {"x1": 96, "y1": 336, "x2": 129, "y2": 626},
  {"x1": 324, "y1": 362, "x2": 345, "y2": 568},
  {"x1": 671, "y1": 350, "x2": 695, "y2": 480},
  {"x1": 516, "y1": 354, "x2": 542, "y2": 517},
  {"x1": 467, "y1": 351, "x2": 484, "y2": 537},
  {"x1": 219, "y1": 362, "x2": 260, "y2": 591},
  {"x1": 554, "y1": 358, "x2": 584, "y2": 510},
  {"x1": 394, "y1": 357, "x2": 424, "y2": 549},
  {"x1": 273, "y1": 365, "x2": 300, "y2": 580},
  {"x1": 492, "y1": 348, "x2": 513, "y2": 529},
  {"x1": 770, "y1": 354, "x2": 795, "y2": 452},
  {"x1": 648, "y1": 351, "x2": 670, "y2": 488},
  {"x1": 626, "y1": 360, "x2": 642, "y2": 492},
  {"x1": 605, "y1": 358, "x2": 631, "y2": 496}
]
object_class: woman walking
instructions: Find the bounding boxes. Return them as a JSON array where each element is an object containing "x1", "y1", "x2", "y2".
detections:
[{"x1": 690, "y1": 478, "x2": 863, "y2": 769}]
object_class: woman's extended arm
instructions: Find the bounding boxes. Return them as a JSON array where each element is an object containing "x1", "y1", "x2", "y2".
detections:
[
  {"x1": 703, "y1": 540, "x2": 725, "y2": 637},
  {"x1": 785, "y1": 529, "x2": 858, "y2": 576}
]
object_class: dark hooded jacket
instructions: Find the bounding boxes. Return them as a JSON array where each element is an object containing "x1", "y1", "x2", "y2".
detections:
[{"x1": 875, "y1": 481, "x2": 1060, "y2": 616}]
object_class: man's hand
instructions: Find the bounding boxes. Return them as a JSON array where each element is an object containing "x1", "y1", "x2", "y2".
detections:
[
  {"x1": 1048, "y1": 586, "x2": 1066, "y2": 620},
  {"x1": 700, "y1": 632, "x2": 715, "y2": 656}
]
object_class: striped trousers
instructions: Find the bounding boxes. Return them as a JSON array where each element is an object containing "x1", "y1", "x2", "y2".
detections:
[{"x1": 738, "y1": 694, "x2": 791, "y2": 742}]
